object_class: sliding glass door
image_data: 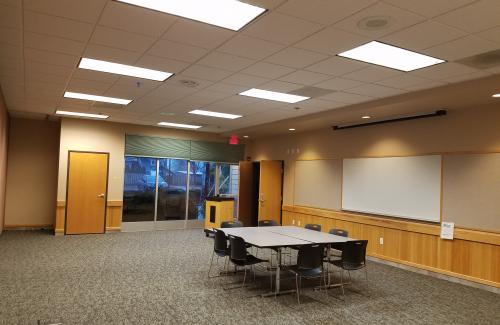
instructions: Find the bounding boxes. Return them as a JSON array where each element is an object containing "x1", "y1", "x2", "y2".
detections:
[{"x1": 122, "y1": 156, "x2": 239, "y2": 232}]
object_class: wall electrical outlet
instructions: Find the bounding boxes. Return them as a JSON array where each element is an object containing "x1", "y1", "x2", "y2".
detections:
[{"x1": 379, "y1": 237, "x2": 384, "y2": 245}]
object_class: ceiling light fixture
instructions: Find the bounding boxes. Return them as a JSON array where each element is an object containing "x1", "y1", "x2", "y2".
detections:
[
  {"x1": 492, "y1": 93, "x2": 500, "y2": 98},
  {"x1": 362, "y1": 115, "x2": 371, "y2": 119},
  {"x1": 289, "y1": 128, "x2": 296, "y2": 131},
  {"x1": 79, "y1": 58, "x2": 173, "y2": 81},
  {"x1": 243, "y1": 135, "x2": 249, "y2": 138},
  {"x1": 338, "y1": 41, "x2": 445, "y2": 72},
  {"x1": 56, "y1": 110, "x2": 109, "y2": 119},
  {"x1": 158, "y1": 122, "x2": 202, "y2": 129},
  {"x1": 239, "y1": 88, "x2": 310, "y2": 103},
  {"x1": 189, "y1": 109, "x2": 242, "y2": 119},
  {"x1": 114, "y1": 0, "x2": 266, "y2": 31},
  {"x1": 64, "y1": 91, "x2": 132, "y2": 105}
]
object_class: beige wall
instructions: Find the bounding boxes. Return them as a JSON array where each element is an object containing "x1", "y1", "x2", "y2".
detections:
[
  {"x1": 0, "y1": 90, "x2": 8, "y2": 233},
  {"x1": 57, "y1": 118, "x2": 230, "y2": 202},
  {"x1": 4, "y1": 118, "x2": 60, "y2": 227},
  {"x1": 247, "y1": 105, "x2": 500, "y2": 230}
]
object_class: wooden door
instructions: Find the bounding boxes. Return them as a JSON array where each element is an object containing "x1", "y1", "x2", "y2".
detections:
[
  {"x1": 66, "y1": 151, "x2": 109, "y2": 234},
  {"x1": 258, "y1": 160, "x2": 283, "y2": 224}
]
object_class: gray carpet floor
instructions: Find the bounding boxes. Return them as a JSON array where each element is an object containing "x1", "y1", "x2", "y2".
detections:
[{"x1": 0, "y1": 229, "x2": 498, "y2": 325}]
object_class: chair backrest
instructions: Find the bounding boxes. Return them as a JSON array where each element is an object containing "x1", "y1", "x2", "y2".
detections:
[
  {"x1": 258, "y1": 219, "x2": 279, "y2": 227},
  {"x1": 220, "y1": 220, "x2": 244, "y2": 228},
  {"x1": 305, "y1": 223, "x2": 321, "y2": 232},
  {"x1": 329, "y1": 228, "x2": 348, "y2": 237},
  {"x1": 229, "y1": 236, "x2": 248, "y2": 261},
  {"x1": 341, "y1": 240, "x2": 368, "y2": 269},
  {"x1": 297, "y1": 244, "x2": 324, "y2": 270},
  {"x1": 214, "y1": 229, "x2": 228, "y2": 254}
]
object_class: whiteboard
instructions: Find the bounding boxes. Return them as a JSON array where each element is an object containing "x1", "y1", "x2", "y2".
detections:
[
  {"x1": 342, "y1": 155, "x2": 441, "y2": 222},
  {"x1": 294, "y1": 160, "x2": 342, "y2": 210}
]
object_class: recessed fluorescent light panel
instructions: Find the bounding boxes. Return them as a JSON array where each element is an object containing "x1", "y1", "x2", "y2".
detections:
[
  {"x1": 189, "y1": 109, "x2": 241, "y2": 119},
  {"x1": 158, "y1": 122, "x2": 202, "y2": 129},
  {"x1": 239, "y1": 88, "x2": 310, "y2": 103},
  {"x1": 115, "y1": 0, "x2": 266, "y2": 31},
  {"x1": 64, "y1": 91, "x2": 132, "y2": 105},
  {"x1": 56, "y1": 110, "x2": 109, "y2": 119},
  {"x1": 493, "y1": 93, "x2": 500, "y2": 98},
  {"x1": 338, "y1": 41, "x2": 445, "y2": 72},
  {"x1": 79, "y1": 58, "x2": 173, "y2": 81}
]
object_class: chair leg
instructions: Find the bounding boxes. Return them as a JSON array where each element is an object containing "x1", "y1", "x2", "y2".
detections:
[
  {"x1": 242, "y1": 267, "x2": 247, "y2": 286},
  {"x1": 340, "y1": 269, "x2": 345, "y2": 299},
  {"x1": 364, "y1": 266, "x2": 368, "y2": 281},
  {"x1": 348, "y1": 270, "x2": 352, "y2": 284},
  {"x1": 295, "y1": 274, "x2": 300, "y2": 304},
  {"x1": 207, "y1": 251, "x2": 215, "y2": 278}
]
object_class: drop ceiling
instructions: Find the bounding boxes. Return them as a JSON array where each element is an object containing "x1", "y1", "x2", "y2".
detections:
[{"x1": 0, "y1": 0, "x2": 499, "y2": 135}]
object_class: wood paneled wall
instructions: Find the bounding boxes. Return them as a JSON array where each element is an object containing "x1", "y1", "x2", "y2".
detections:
[
  {"x1": 55, "y1": 201, "x2": 122, "y2": 235},
  {"x1": 283, "y1": 205, "x2": 500, "y2": 288}
]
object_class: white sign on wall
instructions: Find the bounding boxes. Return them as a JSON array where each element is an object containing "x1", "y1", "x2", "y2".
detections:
[{"x1": 440, "y1": 222, "x2": 455, "y2": 240}]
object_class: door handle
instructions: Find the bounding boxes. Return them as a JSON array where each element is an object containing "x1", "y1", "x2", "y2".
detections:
[{"x1": 97, "y1": 193, "x2": 105, "y2": 198}]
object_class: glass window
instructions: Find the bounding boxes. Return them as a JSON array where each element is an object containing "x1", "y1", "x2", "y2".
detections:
[
  {"x1": 122, "y1": 156, "x2": 157, "y2": 222},
  {"x1": 188, "y1": 161, "x2": 216, "y2": 220},
  {"x1": 156, "y1": 158, "x2": 188, "y2": 221},
  {"x1": 218, "y1": 164, "x2": 239, "y2": 196}
]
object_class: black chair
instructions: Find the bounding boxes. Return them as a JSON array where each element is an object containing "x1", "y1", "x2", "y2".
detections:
[
  {"x1": 207, "y1": 229, "x2": 230, "y2": 278},
  {"x1": 258, "y1": 219, "x2": 279, "y2": 227},
  {"x1": 287, "y1": 244, "x2": 326, "y2": 304},
  {"x1": 229, "y1": 235, "x2": 268, "y2": 286},
  {"x1": 328, "y1": 228, "x2": 349, "y2": 258},
  {"x1": 305, "y1": 223, "x2": 321, "y2": 232},
  {"x1": 221, "y1": 220, "x2": 244, "y2": 228},
  {"x1": 329, "y1": 240, "x2": 368, "y2": 297}
]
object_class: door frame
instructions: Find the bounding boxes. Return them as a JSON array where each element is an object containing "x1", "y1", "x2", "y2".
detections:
[{"x1": 64, "y1": 150, "x2": 110, "y2": 235}]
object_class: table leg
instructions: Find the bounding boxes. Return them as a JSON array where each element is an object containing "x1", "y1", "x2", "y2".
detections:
[{"x1": 276, "y1": 247, "x2": 281, "y2": 294}]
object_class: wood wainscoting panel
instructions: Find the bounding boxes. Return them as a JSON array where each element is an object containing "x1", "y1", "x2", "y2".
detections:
[
  {"x1": 54, "y1": 200, "x2": 123, "y2": 234},
  {"x1": 106, "y1": 201, "x2": 122, "y2": 232},
  {"x1": 282, "y1": 206, "x2": 500, "y2": 287}
]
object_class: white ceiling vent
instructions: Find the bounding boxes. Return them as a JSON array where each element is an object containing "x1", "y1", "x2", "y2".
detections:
[{"x1": 456, "y1": 49, "x2": 500, "y2": 69}]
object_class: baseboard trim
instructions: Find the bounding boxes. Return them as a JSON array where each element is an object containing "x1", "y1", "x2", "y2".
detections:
[
  {"x1": 367, "y1": 255, "x2": 499, "y2": 294},
  {"x1": 106, "y1": 227, "x2": 121, "y2": 233},
  {"x1": 4, "y1": 224, "x2": 54, "y2": 230}
]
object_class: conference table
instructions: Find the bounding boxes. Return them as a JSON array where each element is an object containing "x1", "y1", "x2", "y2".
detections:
[{"x1": 216, "y1": 226, "x2": 353, "y2": 296}]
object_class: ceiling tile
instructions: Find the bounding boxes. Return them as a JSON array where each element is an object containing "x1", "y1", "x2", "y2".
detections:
[
  {"x1": 167, "y1": 74, "x2": 213, "y2": 91},
  {"x1": 105, "y1": 76, "x2": 161, "y2": 98},
  {"x1": 259, "y1": 80, "x2": 303, "y2": 92},
  {"x1": 241, "y1": 62, "x2": 295, "y2": 79},
  {"x1": 277, "y1": 0, "x2": 376, "y2": 25},
  {"x1": 381, "y1": 21, "x2": 466, "y2": 50},
  {"x1": 435, "y1": 0, "x2": 500, "y2": 33},
  {"x1": 24, "y1": 48, "x2": 79, "y2": 68},
  {"x1": 313, "y1": 77, "x2": 364, "y2": 91},
  {"x1": 242, "y1": 0, "x2": 287, "y2": 10},
  {"x1": 90, "y1": 26, "x2": 156, "y2": 53},
  {"x1": 197, "y1": 52, "x2": 254, "y2": 72},
  {"x1": 411, "y1": 62, "x2": 477, "y2": 80},
  {"x1": 0, "y1": 4, "x2": 21, "y2": 29},
  {"x1": 333, "y1": 2, "x2": 425, "y2": 38},
  {"x1": 264, "y1": 47, "x2": 328, "y2": 68},
  {"x1": 295, "y1": 27, "x2": 370, "y2": 55},
  {"x1": 278, "y1": 70, "x2": 331, "y2": 85},
  {"x1": 306, "y1": 56, "x2": 367, "y2": 76},
  {"x1": 383, "y1": 0, "x2": 476, "y2": 18},
  {"x1": 204, "y1": 82, "x2": 249, "y2": 95},
  {"x1": 424, "y1": 35, "x2": 499, "y2": 61},
  {"x1": 135, "y1": 55, "x2": 190, "y2": 74},
  {"x1": 71, "y1": 68, "x2": 120, "y2": 84},
  {"x1": 403, "y1": 80, "x2": 448, "y2": 91},
  {"x1": 320, "y1": 91, "x2": 374, "y2": 104},
  {"x1": 206, "y1": 95, "x2": 262, "y2": 113},
  {"x1": 24, "y1": 11, "x2": 93, "y2": 42},
  {"x1": 218, "y1": 35, "x2": 284, "y2": 60},
  {"x1": 25, "y1": 32, "x2": 86, "y2": 56},
  {"x1": 0, "y1": 0, "x2": 21, "y2": 7},
  {"x1": 443, "y1": 70, "x2": 492, "y2": 84},
  {"x1": 476, "y1": 26, "x2": 500, "y2": 44},
  {"x1": 99, "y1": 1, "x2": 176, "y2": 37},
  {"x1": 26, "y1": 70, "x2": 69, "y2": 86},
  {"x1": 25, "y1": 60, "x2": 74, "y2": 78},
  {"x1": 182, "y1": 65, "x2": 233, "y2": 82},
  {"x1": 375, "y1": 74, "x2": 431, "y2": 88},
  {"x1": 341, "y1": 66, "x2": 402, "y2": 83},
  {"x1": 66, "y1": 77, "x2": 113, "y2": 95},
  {"x1": 0, "y1": 43, "x2": 22, "y2": 59},
  {"x1": 347, "y1": 83, "x2": 404, "y2": 97},
  {"x1": 148, "y1": 40, "x2": 208, "y2": 63},
  {"x1": 83, "y1": 44, "x2": 142, "y2": 65},
  {"x1": 0, "y1": 26, "x2": 22, "y2": 46},
  {"x1": 222, "y1": 73, "x2": 270, "y2": 87},
  {"x1": 24, "y1": 0, "x2": 107, "y2": 23},
  {"x1": 163, "y1": 19, "x2": 235, "y2": 50},
  {"x1": 244, "y1": 12, "x2": 322, "y2": 45}
]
